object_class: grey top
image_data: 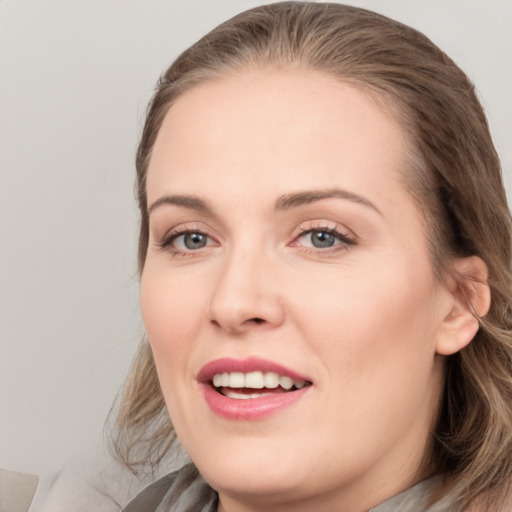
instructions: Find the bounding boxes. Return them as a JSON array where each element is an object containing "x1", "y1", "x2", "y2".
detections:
[{"x1": 122, "y1": 463, "x2": 453, "y2": 512}]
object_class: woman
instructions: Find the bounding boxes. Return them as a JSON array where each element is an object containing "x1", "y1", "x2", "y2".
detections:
[{"x1": 112, "y1": 2, "x2": 512, "y2": 511}]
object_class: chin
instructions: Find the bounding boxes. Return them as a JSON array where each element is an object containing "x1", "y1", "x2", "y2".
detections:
[
  {"x1": 204, "y1": 463, "x2": 307, "y2": 505},
  {"x1": 191, "y1": 440, "x2": 310, "y2": 496}
]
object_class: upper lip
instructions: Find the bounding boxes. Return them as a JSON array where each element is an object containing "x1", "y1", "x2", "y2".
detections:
[{"x1": 197, "y1": 357, "x2": 311, "y2": 384}]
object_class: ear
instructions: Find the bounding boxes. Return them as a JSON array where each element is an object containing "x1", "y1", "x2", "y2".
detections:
[{"x1": 436, "y1": 256, "x2": 491, "y2": 356}]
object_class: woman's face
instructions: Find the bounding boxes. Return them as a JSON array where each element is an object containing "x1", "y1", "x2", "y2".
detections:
[{"x1": 141, "y1": 68, "x2": 454, "y2": 510}]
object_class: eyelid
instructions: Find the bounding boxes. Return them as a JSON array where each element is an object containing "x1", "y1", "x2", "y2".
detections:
[
  {"x1": 156, "y1": 222, "x2": 220, "y2": 254},
  {"x1": 293, "y1": 220, "x2": 355, "y2": 239},
  {"x1": 289, "y1": 221, "x2": 357, "y2": 252},
  {"x1": 160, "y1": 229, "x2": 212, "y2": 248},
  {"x1": 153, "y1": 219, "x2": 357, "y2": 257}
]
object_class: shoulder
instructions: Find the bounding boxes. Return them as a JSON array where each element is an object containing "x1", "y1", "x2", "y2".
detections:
[
  {"x1": 26, "y1": 451, "x2": 151, "y2": 512},
  {"x1": 122, "y1": 463, "x2": 217, "y2": 512}
]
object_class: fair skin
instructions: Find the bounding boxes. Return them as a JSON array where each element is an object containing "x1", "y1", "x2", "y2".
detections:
[{"x1": 140, "y1": 68, "x2": 485, "y2": 512}]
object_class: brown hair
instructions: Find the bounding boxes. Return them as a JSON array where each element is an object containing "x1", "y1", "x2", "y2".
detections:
[{"x1": 110, "y1": 3, "x2": 512, "y2": 509}]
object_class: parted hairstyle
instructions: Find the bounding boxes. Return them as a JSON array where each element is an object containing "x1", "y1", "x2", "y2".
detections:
[{"x1": 110, "y1": 3, "x2": 512, "y2": 510}]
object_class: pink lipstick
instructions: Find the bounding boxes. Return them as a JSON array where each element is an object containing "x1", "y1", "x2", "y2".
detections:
[{"x1": 197, "y1": 357, "x2": 312, "y2": 420}]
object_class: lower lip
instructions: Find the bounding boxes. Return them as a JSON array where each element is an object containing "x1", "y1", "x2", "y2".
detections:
[{"x1": 201, "y1": 384, "x2": 311, "y2": 420}]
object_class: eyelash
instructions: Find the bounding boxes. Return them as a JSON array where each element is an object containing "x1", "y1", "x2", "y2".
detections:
[
  {"x1": 157, "y1": 229, "x2": 215, "y2": 256},
  {"x1": 157, "y1": 224, "x2": 356, "y2": 257},
  {"x1": 295, "y1": 226, "x2": 356, "y2": 253}
]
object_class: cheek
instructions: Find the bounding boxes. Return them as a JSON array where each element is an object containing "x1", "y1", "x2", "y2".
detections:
[
  {"x1": 139, "y1": 263, "x2": 215, "y2": 436},
  {"x1": 291, "y1": 260, "x2": 443, "y2": 441},
  {"x1": 289, "y1": 258, "x2": 441, "y2": 379},
  {"x1": 140, "y1": 264, "x2": 206, "y2": 370}
]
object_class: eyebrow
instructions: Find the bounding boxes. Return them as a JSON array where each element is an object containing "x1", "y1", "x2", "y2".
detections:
[
  {"x1": 148, "y1": 188, "x2": 381, "y2": 216},
  {"x1": 148, "y1": 195, "x2": 211, "y2": 215},
  {"x1": 275, "y1": 188, "x2": 382, "y2": 215}
]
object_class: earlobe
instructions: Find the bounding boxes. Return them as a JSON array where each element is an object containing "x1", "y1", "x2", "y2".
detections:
[{"x1": 435, "y1": 256, "x2": 491, "y2": 356}]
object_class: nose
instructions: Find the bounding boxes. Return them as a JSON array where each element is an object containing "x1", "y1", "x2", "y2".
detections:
[{"x1": 207, "y1": 247, "x2": 285, "y2": 335}]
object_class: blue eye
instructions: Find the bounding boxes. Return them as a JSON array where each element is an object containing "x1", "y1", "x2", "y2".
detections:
[
  {"x1": 180, "y1": 232, "x2": 208, "y2": 250},
  {"x1": 308, "y1": 231, "x2": 337, "y2": 248},
  {"x1": 297, "y1": 228, "x2": 354, "y2": 250},
  {"x1": 160, "y1": 230, "x2": 213, "y2": 252}
]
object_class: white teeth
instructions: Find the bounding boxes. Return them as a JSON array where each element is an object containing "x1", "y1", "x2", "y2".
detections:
[
  {"x1": 245, "y1": 371, "x2": 264, "y2": 389},
  {"x1": 279, "y1": 376, "x2": 294, "y2": 390},
  {"x1": 223, "y1": 390, "x2": 274, "y2": 399},
  {"x1": 212, "y1": 371, "x2": 308, "y2": 391},
  {"x1": 229, "y1": 372, "x2": 245, "y2": 388},
  {"x1": 263, "y1": 372, "x2": 279, "y2": 388}
]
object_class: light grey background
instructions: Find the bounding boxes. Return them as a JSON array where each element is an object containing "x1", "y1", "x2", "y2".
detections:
[{"x1": 1, "y1": 0, "x2": 511, "y2": 477}]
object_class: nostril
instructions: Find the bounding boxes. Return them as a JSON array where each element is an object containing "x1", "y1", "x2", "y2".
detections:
[{"x1": 251, "y1": 318, "x2": 264, "y2": 324}]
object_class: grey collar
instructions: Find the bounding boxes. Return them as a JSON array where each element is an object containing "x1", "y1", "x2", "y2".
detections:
[{"x1": 123, "y1": 464, "x2": 447, "y2": 512}]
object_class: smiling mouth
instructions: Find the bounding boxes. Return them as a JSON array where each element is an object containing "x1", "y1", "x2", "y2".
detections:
[
  {"x1": 199, "y1": 358, "x2": 313, "y2": 419},
  {"x1": 211, "y1": 371, "x2": 312, "y2": 399}
]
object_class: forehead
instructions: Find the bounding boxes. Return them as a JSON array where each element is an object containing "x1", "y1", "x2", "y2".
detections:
[{"x1": 147, "y1": 68, "x2": 411, "y2": 206}]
